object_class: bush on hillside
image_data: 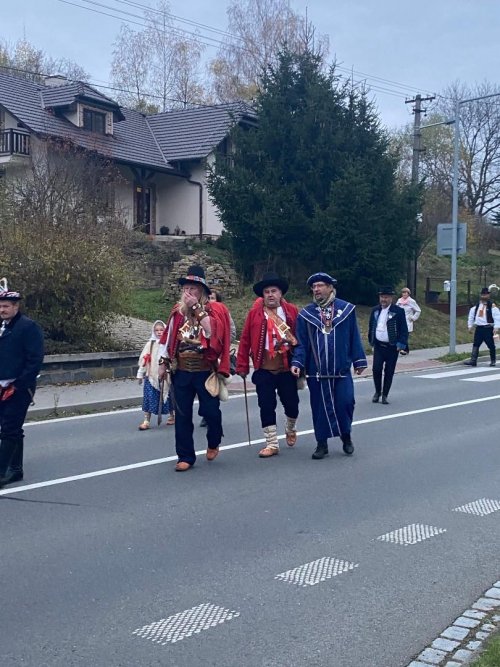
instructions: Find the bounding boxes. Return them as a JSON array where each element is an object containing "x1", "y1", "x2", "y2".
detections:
[{"x1": 0, "y1": 140, "x2": 132, "y2": 350}]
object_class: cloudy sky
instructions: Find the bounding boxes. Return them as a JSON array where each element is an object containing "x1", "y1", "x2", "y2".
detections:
[{"x1": 2, "y1": 0, "x2": 499, "y2": 128}]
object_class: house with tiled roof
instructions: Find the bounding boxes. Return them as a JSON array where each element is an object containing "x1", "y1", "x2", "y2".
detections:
[{"x1": 0, "y1": 70, "x2": 256, "y2": 236}]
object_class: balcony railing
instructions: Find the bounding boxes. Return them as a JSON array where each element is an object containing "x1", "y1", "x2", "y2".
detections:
[{"x1": 0, "y1": 129, "x2": 30, "y2": 156}]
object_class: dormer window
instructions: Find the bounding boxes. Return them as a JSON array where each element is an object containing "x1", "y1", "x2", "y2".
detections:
[{"x1": 83, "y1": 108, "x2": 106, "y2": 134}]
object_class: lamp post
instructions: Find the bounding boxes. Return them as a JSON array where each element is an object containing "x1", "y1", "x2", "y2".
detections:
[{"x1": 448, "y1": 92, "x2": 500, "y2": 354}]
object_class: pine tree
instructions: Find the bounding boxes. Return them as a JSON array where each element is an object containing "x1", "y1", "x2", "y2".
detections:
[{"x1": 208, "y1": 48, "x2": 419, "y2": 299}]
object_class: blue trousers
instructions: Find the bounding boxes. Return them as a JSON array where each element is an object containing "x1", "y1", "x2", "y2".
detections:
[
  {"x1": 307, "y1": 374, "x2": 354, "y2": 441},
  {"x1": 251, "y1": 369, "x2": 299, "y2": 428},
  {"x1": 172, "y1": 370, "x2": 223, "y2": 465}
]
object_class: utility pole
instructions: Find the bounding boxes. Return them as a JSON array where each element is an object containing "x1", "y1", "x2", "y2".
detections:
[{"x1": 405, "y1": 93, "x2": 435, "y2": 296}]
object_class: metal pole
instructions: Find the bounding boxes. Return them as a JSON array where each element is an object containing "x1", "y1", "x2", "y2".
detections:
[{"x1": 449, "y1": 99, "x2": 460, "y2": 354}]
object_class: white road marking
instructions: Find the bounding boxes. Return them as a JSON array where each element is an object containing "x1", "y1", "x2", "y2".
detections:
[
  {"x1": 275, "y1": 557, "x2": 358, "y2": 587},
  {"x1": 462, "y1": 374, "x2": 500, "y2": 382},
  {"x1": 25, "y1": 392, "x2": 253, "y2": 426},
  {"x1": 453, "y1": 499, "x2": 500, "y2": 517},
  {"x1": 416, "y1": 367, "x2": 499, "y2": 379},
  {"x1": 3, "y1": 393, "x2": 500, "y2": 497},
  {"x1": 376, "y1": 524, "x2": 446, "y2": 546},
  {"x1": 132, "y1": 603, "x2": 240, "y2": 645}
]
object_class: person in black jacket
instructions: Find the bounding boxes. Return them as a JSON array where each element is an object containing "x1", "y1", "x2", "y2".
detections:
[
  {"x1": 368, "y1": 286, "x2": 408, "y2": 405},
  {"x1": 0, "y1": 282, "x2": 44, "y2": 488}
]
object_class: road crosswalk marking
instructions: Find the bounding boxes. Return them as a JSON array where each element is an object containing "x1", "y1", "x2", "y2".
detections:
[
  {"x1": 417, "y1": 367, "x2": 499, "y2": 380},
  {"x1": 376, "y1": 524, "x2": 447, "y2": 546},
  {"x1": 463, "y1": 373, "x2": 500, "y2": 382},
  {"x1": 132, "y1": 603, "x2": 240, "y2": 645},
  {"x1": 275, "y1": 557, "x2": 359, "y2": 587}
]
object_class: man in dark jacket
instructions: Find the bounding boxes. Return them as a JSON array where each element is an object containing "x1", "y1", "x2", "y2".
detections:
[
  {"x1": 368, "y1": 286, "x2": 408, "y2": 405},
  {"x1": 0, "y1": 282, "x2": 44, "y2": 487}
]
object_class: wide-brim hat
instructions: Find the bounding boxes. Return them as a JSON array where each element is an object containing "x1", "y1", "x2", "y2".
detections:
[
  {"x1": 480, "y1": 287, "x2": 491, "y2": 296},
  {"x1": 378, "y1": 286, "x2": 395, "y2": 295},
  {"x1": 307, "y1": 272, "x2": 337, "y2": 288},
  {"x1": 253, "y1": 272, "x2": 289, "y2": 297},
  {"x1": 178, "y1": 265, "x2": 211, "y2": 295}
]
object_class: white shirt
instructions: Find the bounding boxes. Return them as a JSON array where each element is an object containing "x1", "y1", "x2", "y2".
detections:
[
  {"x1": 375, "y1": 306, "x2": 390, "y2": 342},
  {"x1": 468, "y1": 302, "x2": 500, "y2": 328}
]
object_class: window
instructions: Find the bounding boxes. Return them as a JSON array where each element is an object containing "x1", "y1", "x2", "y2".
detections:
[{"x1": 83, "y1": 108, "x2": 106, "y2": 134}]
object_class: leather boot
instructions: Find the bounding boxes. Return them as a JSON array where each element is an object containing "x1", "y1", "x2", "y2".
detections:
[
  {"x1": 0, "y1": 438, "x2": 19, "y2": 488},
  {"x1": 464, "y1": 346, "x2": 479, "y2": 366},
  {"x1": 341, "y1": 433, "x2": 354, "y2": 455},
  {"x1": 6, "y1": 439, "x2": 24, "y2": 482},
  {"x1": 312, "y1": 440, "x2": 328, "y2": 460}
]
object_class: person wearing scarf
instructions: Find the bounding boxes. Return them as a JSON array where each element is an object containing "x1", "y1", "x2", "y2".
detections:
[
  {"x1": 136, "y1": 320, "x2": 174, "y2": 430},
  {"x1": 236, "y1": 272, "x2": 300, "y2": 458},
  {"x1": 396, "y1": 287, "x2": 421, "y2": 353},
  {"x1": 291, "y1": 273, "x2": 367, "y2": 460},
  {"x1": 158, "y1": 265, "x2": 231, "y2": 472}
]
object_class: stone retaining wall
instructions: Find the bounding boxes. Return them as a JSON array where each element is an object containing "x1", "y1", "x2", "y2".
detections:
[{"x1": 39, "y1": 351, "x2": 141, "y2": 386}]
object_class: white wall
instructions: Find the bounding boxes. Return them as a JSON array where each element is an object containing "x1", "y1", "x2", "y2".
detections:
[{"x1": 114, "y1": 165, "x2": 135, "y2": 228}]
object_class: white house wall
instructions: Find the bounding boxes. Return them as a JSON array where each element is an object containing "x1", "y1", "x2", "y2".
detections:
[{"x1": 114, "y1": 165, "x2": 135, "y2": 228}]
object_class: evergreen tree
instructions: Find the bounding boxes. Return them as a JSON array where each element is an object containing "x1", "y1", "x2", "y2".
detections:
[{"x1": 208, "y1": 48, "x2": 419, "y2": 301}]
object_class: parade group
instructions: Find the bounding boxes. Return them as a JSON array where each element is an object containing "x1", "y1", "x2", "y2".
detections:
[{"x1": 0, "y1": 269, "x2": 498, "y2": 484}]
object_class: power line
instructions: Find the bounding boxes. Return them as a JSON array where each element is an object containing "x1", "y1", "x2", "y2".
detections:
[
  {"x1": 56, "y1": 0, "x2": 435, "y2": 100},
  {"x1": 111, "y1": 0, "x2": 244, "y2": 41}
]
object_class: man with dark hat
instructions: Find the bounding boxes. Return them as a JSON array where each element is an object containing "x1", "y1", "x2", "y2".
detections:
[
  {"x1": 0, "y1": 280, "x2": 44, "y2": 488},
  {"x1": 368, "y1": 286, "x2": 408, "y2": 404},
  {"x1": 158, "y1": 266, "x2": 231, "y2": 471},
  {"x1": 464, "y1": 287, "x2": 500, "y2": 367},
  {"x1": 291, "y1": 273, "x2": 367, "y2": 460},
  {"x1": 236, "y1": 272, "x2": 300, "y2": 457}
]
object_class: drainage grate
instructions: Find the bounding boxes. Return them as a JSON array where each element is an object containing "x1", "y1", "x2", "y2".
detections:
[
  {"x1": 453, "y1": 498, "x2": 500, "y2": 517},
  {"x1": 274, "y1": 557, "x2": 358, "y2": 587},
  {"x1": 133, "y1": 603, "x2": 240, "y2": 645},
  {"x1": 376, "y1": 523, "x2": 447, "y2": 546}
]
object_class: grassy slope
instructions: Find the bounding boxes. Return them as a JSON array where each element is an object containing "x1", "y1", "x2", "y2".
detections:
[
  {"x1": 122, "y1": 286, "x2": 471, "y2": 352},
  {"x1": 471, "y1": 634, "x2": 500, "y2": 666}
]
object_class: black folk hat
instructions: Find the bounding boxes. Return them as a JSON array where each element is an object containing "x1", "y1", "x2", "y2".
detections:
[
  {"x1": 178, "y1": 265, "x2": 211, "y2": 295},
  {"x1": 253, "y1": 271, "x2": 289, "y2": 297},
  {"x1": 0, "y1": 278, "x2": 21, "y2": 302},
  {"x1": 480, "y1": 287, "x2": 491, "y2": 296},
  {"x1": 378, "y1": 286, "x2": 395, "y2": 295}
]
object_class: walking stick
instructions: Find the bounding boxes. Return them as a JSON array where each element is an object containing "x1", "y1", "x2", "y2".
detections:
[
  {"x1": 157, "y1": 377, "x2": 165, "y2": 426},
  {"x1": 243, "y1": 376, "x2": 252, "y2": 446}
]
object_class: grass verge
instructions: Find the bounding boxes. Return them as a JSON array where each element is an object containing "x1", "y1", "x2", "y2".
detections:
[
  {"x1": 470, "y1": 633, "x2": 500, "y2": 666},
  {"x1": 122, "y1": 289, "x2": 474, "y2": 353}
]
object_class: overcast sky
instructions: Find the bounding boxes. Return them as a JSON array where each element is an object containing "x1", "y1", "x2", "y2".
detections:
[{"x1": 2, "y1": 0, "x2": 499, "y2": 129}]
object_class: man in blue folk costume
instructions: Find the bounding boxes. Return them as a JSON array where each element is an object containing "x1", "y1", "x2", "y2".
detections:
[{"x1": 291, "y1": 273, "x2": 367, "y2": 460}]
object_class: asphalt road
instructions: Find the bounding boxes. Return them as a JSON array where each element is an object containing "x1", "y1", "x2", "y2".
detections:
[{"x1": 1, "y1": 364, "x2": 500, "y2": 667}]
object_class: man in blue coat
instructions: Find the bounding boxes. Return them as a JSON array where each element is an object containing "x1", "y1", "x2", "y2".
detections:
[
  {"x1": 368, "y1": 286, "x2": 408, "y2": 405},
  {"x1": 0, "y1": 282, "x2": 44, "y2": 488},
  {"x1": 291, "y1": 273, "x2": 367, "y2": 460}
]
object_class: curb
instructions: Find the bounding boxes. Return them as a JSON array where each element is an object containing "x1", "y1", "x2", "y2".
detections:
[{"x1": 407, "y1": 580, "x2": 500, "y2": 666}]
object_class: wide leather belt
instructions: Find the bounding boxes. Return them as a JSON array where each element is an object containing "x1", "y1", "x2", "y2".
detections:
[{"x1": 177, "y1": 351, "x2": 212, "y2": 372}]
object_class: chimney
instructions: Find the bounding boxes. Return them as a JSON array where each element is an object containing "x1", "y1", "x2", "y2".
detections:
[{"x1": 44, "y1": 75, "x2": 69, "y2": 87}]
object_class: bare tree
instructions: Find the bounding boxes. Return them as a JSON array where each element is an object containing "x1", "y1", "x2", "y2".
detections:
[
  {"x1": 438, "y1": 81, "x2": 500, "y2": 219},
  {"x1": 209, "y1": 0, "x2": 329, "y2": 102},
  {"x1": 0, "y1": 38, "x2": 90, "y2": 82},
  {"x1": 110, "y1": 25, "x2": 154, "y2": 110},
  {"x1": 110, "y1": 0, "x2": 206, "y2": 112}
]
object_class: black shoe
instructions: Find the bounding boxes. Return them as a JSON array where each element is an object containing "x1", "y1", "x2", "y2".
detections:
[
  {"x1": 341, "y1": 434, "x2": 354, "y2": 456},
  {"x1": 381, "y1": 395, "x2": 389, "y2": 405},
  {"x1": 199, "y1": 418, "x2": 207, "y2": 427},
  {"x1": 312, "y1": 441, "x2": 328, "y2": 460},
  {"x1": 372, "y1": 392, "x2": 380, "y2": 403},
  {"x1": 490, "y1": 361, "x2": 496, "y2": 367},
  {"x1": 3, "y1": 469, "x2": 23, "y2": 484},
  {"x1": 463, "y1": 360, "x2": 477, "y2": 366}
]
